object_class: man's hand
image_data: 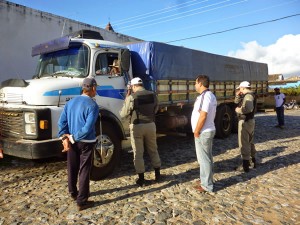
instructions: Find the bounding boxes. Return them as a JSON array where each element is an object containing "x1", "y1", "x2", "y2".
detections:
[
  {"x1": 194, "y1": 132, "x2": 200, "y2": 138},
  {"x1": 126, "y1": 87, "x2": 132, "y2": 97},
  {"x1": 61, "y1": 135, "x2": 71, "y2": 152}
]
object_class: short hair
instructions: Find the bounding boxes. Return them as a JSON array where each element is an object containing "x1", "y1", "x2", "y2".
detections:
[
  {"x1": 196, "y1": 75, "x2": 210, "y2": 88},
  {"x1": 82, "y1": 77, "x2": 97, "y2": 92}
]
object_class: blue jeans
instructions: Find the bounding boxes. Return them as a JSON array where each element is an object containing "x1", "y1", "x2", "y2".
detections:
[
  {"x1": 194, "y1": 130, "x2": 215, "y2": 192},
  {"x1": 276, "y1": 106, "x2": 284, "y2": 126}
]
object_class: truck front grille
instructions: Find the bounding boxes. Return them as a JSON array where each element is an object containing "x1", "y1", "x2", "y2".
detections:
[{"x1": 0, "y1": 109, "x2": 24, "y2": 138}]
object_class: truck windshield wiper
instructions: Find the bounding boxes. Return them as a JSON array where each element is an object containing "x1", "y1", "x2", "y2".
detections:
[{"x1": 51, "y1": 70, "x2": 81, "y2": 77}]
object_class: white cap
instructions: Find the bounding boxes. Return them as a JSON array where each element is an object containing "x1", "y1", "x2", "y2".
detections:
[
  {"x1": 131, "y1": 77, "x2": 143, "y2": 85},
  {"x1": 236, "y1": 81, "x2": 250, "y2": 89}
]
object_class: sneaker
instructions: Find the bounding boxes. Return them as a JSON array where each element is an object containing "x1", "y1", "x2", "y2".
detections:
[{"x1": 77, "y1": 200, "x2": 94, "y2": 211}]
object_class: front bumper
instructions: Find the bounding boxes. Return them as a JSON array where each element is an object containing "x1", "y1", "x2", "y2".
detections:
[{"x1": 0, "y1": 137, "x2": 63, "y2": 159}]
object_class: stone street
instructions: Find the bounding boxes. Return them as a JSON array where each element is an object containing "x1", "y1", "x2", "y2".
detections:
[{"x1": 0, "y1": 110, "x2": 299, "y2": 225}]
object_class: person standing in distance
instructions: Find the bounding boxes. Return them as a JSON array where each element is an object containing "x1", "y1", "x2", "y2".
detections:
[
  {"x1": 192, "y1": 75, "x2": 217, "y2": 193},
  {"x1": 120, "y1": 77, "x2": 161, "y2": 187},
  {"x1": 234, "y1": 81, "x2": 257, "y2": 172},
  {"x1": 58, "y1": 77, "x2": 99, "y2": 211},
  {"x1": 274, "y1": 87, "x2": 285, "y2": 129}
]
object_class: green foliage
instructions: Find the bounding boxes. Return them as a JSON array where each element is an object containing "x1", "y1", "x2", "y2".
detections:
[{"x1": 281, "y1": 85, "x2": 300, "y2": 96}]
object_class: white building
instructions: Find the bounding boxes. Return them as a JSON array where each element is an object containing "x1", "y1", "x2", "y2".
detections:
[{"x1": 0, "y1": 0, "x2": 142, "y2": 83}]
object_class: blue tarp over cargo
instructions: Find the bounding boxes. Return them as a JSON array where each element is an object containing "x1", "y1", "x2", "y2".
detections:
[{"x1": 127, "y1": 41, "x2": 268, "y2": 82}]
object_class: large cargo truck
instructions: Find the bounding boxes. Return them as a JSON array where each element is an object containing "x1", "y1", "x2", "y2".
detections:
[
  {"x1": 127, "y1": 41, "x2": 268, "y2": 138},
  {"x1": 0, "y1": 30, "x2": 268, "y2": 180}
]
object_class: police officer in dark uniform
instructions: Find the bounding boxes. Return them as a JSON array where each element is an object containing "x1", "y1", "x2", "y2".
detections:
[
  {"x1": 120, "y1": 77, "x2": 161, "y2": 186},
  {"x1": 234, "y1": 81, "x2": 257, "y2": 172}
]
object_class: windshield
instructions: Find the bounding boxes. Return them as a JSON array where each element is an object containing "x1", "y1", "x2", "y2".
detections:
[{"x1": 36, "y1": 44, "x2": 89, "y2": 78}]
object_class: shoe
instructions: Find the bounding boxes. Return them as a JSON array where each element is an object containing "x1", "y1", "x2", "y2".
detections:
[
  {"x1": 77, "y1": 200, "x2": 94, "y2": 211},
  {"x1": 154, "y1": 168, "x2": 161, "y2": 181},
  {"x1": 235, "y1": 160, "x2": 250, "y2": 173},
  {"x1": 135, "y1": 173, "x2": 151, "y2": 187},
  {"x1": 251, "y1": 158, "x2": 257, "y2": 168},
  {"x1": 275, "y1": 125, "x2": 280, "y2": 128},
  {"x1": 243, "y1": 160, "x2": 250, "y2": 172},
  {"x1": 279, "y1": 126, "x2": 284, "y2": 129},
  {"x1": 195, "y1": 180, "x2": 201, "y2": 186},
  {"x1": 70, "y1": 193, "x2": 77, "y2": 201},
  {"x1": 193, "y1": 185, "x2": 206, "y2": 193},
  {"x1": 135, "y1": 178, "x2": 151, "y2": 187}
]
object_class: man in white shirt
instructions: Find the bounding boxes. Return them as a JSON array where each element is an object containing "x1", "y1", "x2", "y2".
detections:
[
  {"x1": 274, "y1": 88, "x2": 286, "y2": 129},
  {"x1": 191, "y1": 75, "x2": 217, "y2": 193}
]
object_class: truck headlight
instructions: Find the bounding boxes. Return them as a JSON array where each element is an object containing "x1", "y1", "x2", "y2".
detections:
[
  {"x1": 24, "y1": 112, "x2": 37, "y2": 135},
  {"x1": 25, "y1": 124, "x2": 37, "y2": 135},
  {"x1": 24, "y1": 112, "x2": 36, "y2": 123}
]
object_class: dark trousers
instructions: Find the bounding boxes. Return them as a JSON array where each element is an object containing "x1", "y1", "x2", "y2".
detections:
[
  {"x1": 67, "y1": 142, "x2": 94, "y2": 205},
  {"x1": 275, "y1": 106, "x2": 285, "y2": 126}
]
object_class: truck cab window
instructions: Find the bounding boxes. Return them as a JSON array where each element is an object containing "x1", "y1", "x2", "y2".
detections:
[{"x1": 95, "y1": 53, "x2": 119, "y2": 76}]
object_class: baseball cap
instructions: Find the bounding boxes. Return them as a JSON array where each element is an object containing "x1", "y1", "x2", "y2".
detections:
[
  {"x1": 274, "y1": 87, "x2": 280, "y2": 90},
  {"x1": 109, "y1": 59, "x2": 119, "y2": 68},
  {"x1": 82, "y1": 77, "x2": 97, "y2": 90},
  {"x1": 131, "y1": 77, "x2": 143, "y2": 85},
  {"x1": 236, "y1": 81, "x2": 250, "y2": 89}
]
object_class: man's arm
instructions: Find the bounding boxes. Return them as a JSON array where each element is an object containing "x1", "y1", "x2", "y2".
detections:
[
  {"x1": 57, "y1": 106, "x2": 69, "y2": 137},
  {"x1": 235, "y1": 94, "x2": 254, "y2": 114},
  {"x1": 120, "y1": 95, "x2": 133, "y2": 118},
  {"x1": 194, "y1": 110, "x2": 208, "y2": 138},
  {"x1": 282, "y1": 94, "x2": 286, "y2": 106}
]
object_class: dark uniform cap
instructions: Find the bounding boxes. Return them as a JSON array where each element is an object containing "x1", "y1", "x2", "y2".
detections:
[{"x1": 82, "y1": 77, "x2": 97, "y2": 89}]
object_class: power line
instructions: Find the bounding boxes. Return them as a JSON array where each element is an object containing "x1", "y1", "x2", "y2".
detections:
[
  {"x1": 118, "y1": 0, "x2": 247, "y2": 32},
  {"x1": 140, "y1": 0, "x2": 298, "y2": 40},
  {"x1": 103, "y1": 0, "x2": 207, "y2": 27},
  {"x1": 166, "y1": 13, "x2": 300, "y2": 43}
]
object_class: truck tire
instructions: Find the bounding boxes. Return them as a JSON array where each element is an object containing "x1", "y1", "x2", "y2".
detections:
[
  {"x1": 215, "y1": 105, "x2": 233, "y2": 138},
  {"x1": 90, "y1": 121, "x2": 121, "y2": 181}
]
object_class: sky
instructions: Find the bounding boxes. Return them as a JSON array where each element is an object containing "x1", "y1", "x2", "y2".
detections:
[{"x1": 8, "y1": 0, "x2": 300, "y2": 78}]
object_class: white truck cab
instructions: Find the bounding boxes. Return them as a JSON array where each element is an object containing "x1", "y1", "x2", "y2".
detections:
[{"x1": 0, "y1": 30, "x2": 131, "y2": 180}]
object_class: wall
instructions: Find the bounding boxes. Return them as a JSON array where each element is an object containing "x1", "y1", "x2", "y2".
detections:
[{"x1": 0, "y1": 0, "x2": 142, "y2": 83}]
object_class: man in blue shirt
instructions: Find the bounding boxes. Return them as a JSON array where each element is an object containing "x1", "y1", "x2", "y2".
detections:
[{"x1": 58, "y1": 77, "x2": 99, "y2": 211}]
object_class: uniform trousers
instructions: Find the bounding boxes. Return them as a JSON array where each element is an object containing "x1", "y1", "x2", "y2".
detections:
[
  {"x1": 238, "y1": 119, "x2": 256, "y2": 160},
  {"x1": 67, "y1": 142, "x2": 94, "y2": 205},
  {"x1": 129, "y1": 122, "x2": 161, "y2": 174}
]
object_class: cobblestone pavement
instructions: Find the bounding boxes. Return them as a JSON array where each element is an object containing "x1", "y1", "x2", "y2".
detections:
[{"x1": 0, "y1": 110, "x2": 299, "y2": 225}]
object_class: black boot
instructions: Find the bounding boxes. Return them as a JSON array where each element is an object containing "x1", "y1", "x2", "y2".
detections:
[
  {"x1": 154, "y1": 167, "x2": 161, "y2": 181},
  {"x1": 243, "y1": 160, "x2": 250, "y2": 173},
  {"x1": 136, "y1": 173, "x2": 145, "y2": 186},
  {"x1": 251, "y1": 157, "x2": 257, "y2": 168},
  {"x1": 136, "y1": 173, "x2": 151, "y2": 187}
]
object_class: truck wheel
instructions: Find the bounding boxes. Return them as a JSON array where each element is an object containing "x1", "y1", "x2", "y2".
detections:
[
  {"x1": 90, "y1": 121, "x2": 121, "y2": 181},
  {"x1": 215, "y1": 105, "x2": 233, "y2": 138}
]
